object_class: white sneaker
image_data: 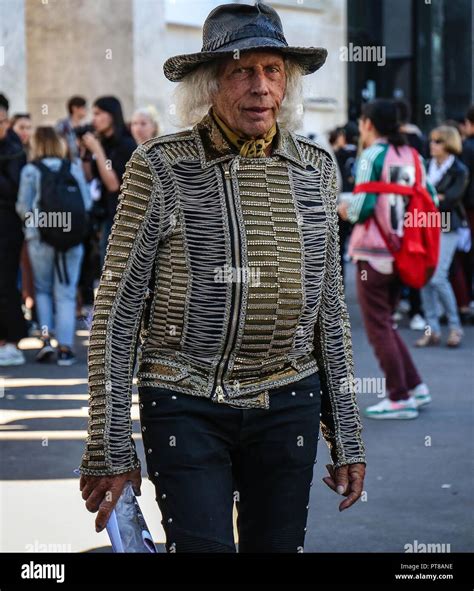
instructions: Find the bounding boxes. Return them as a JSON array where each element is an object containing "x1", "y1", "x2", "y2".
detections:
[
  {"x1": 410, "y1": 314, "x2": 426, "y2": 331},
  {"x1": 0, "y1": 344, "x2": 26, "y2": 366},
  {"x1": 409, "y1": 383, "x2": 431, "y2": 407},
  {"x1": 364, "y1": 396, "x2": 419, "y2": 419}
]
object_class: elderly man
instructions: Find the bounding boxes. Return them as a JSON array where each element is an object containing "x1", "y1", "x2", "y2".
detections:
[{"x1": 79, "y1": 1, "x2": 366, "y2": 553}]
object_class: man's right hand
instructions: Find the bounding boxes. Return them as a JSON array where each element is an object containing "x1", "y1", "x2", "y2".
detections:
[{"x1": 79, "y1": 468, "x2": 142, "y2": 532}]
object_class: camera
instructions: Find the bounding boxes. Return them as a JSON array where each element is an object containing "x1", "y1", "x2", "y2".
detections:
[{"x1": 74, "y1": 123, "x2": 95, "y2": 138}]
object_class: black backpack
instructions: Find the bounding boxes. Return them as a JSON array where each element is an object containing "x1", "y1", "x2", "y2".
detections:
[{"x1": 33, "y1": 159, "x2": 87, "y2": 283}]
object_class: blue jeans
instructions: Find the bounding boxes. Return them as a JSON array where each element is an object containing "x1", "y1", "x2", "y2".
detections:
[
  {"x1": 138, "y1": 372, "x2": 321, "y2": 553},
  {"x1": 27, "y1": 239, "x2": 84, "y2": 347},
  {"x1": 420, "y1": 231, "x2": 461, "y2": 334}
]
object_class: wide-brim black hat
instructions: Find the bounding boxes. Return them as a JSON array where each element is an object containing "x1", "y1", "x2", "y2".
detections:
[{"x1": 163, "y1": 1, "x2": 328, "y2": 82}]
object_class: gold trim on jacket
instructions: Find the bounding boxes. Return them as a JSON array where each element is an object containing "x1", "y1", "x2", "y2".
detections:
[{"x1": 79, "y1": 108, "x2": 365, "y2": 476}]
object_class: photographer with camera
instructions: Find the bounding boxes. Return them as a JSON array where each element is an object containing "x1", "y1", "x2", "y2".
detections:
[{"x1": 79, "y1": 96, "x2": 136, "y2": 266}]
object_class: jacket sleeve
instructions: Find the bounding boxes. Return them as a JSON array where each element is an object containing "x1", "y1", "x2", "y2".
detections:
[
  {"x1": 0, "y1": 145, "x2": 26, "y2": 207},
  {"x1": 347, "y1": 147, "x2": 385, "y2": 224},
  {"x1": 461, "y1": 139, "x2": 474, "y2": 208},
  {"x1": 438, "y1": 162, "x2": 469, "y2": 213},
  {"x1": 15, "y1": 164, "x2": 37, "y2": 221},
  {"x1": 79, "y1": 145, "x2": 163, "y2": 476},
  {"x1": 313, "y1": 155, "x2": 366, "y2": 468}
]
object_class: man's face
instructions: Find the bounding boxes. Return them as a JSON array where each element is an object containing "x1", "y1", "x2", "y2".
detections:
[
  {"x1": 212, "y1": 50, "x2": 286, "y2": 138},
  {"x1": 72, "y1": 105, "x2": 87, "y2": 122},
  {"x1": 0, "y1": 108, "x2": 9, "y2": 141}
]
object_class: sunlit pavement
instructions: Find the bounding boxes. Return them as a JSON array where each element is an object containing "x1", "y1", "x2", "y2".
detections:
[{"x1": 1, "y1": 264, "x2": 473, "y2": 553}]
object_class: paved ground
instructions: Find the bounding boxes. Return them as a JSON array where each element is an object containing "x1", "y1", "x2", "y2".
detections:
[{"x1": 1, "y1": 264, "x2": 473, "y2": 553}]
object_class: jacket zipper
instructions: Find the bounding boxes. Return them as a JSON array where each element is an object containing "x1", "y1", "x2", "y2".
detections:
[{"x1": 213, "y1": 160, "x2": 242, "y2": 403}]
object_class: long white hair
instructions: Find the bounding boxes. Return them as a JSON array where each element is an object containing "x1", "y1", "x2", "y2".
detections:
[{"x1": 170, "y1": 55, "x2": 304, "y2": 131}]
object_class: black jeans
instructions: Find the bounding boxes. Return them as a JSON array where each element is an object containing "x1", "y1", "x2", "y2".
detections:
[{"x1": 138, "y1": 372, "x2": 321, "y2": 553}]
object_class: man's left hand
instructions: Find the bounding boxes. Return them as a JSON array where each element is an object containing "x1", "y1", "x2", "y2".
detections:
[{"x1": 322, "y1": 462, "x2": 366, "y2": 511}]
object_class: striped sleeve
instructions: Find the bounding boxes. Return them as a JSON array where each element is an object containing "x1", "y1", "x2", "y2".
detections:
[
  {"x1": 79, "y1": 146, "x2": 163, "y2": 476},
  {"x1": 314, "y1": 155, "x2": 366, "y2": 468},
  {"x1": 347, "y1": 144, "x2": 386, "y2": 223}
]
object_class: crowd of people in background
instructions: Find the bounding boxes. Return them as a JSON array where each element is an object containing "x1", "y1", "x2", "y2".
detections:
[
  {"x1": 0, "y1": 91, "x2": 473, "y2": 414},
  {"x1": 0, "y1": 92, "x2": 160, "y2": 366},
  {"x1": 332, "y1": 99, "x2": 473, "y2": 419}
]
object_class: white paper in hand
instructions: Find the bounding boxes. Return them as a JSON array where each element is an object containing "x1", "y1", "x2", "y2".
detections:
[
  {"x1": 106, "y1": 481, "x2": 157, "y2": 553},
  {"x1": 73, "y1": 467, "x2": 157, "y2": 553}
]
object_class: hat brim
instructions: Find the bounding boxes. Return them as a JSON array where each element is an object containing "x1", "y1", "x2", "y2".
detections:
[{"x1": 163, "y1": 37, "x2": 328, "y2": 82}]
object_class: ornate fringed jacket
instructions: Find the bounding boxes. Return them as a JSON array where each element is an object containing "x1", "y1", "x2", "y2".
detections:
[{"x1": 79, "y1": 109, "x2": 366, "y2": 476}]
